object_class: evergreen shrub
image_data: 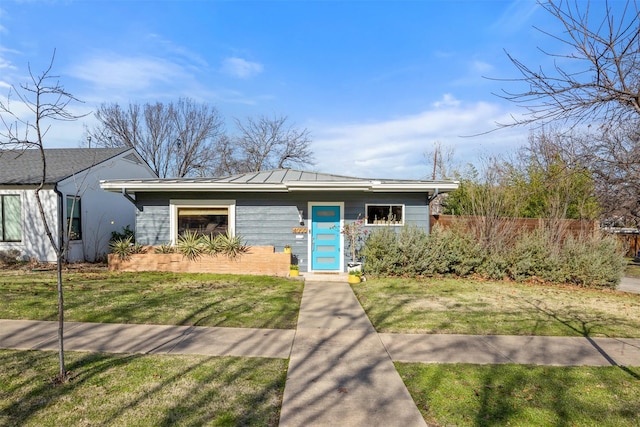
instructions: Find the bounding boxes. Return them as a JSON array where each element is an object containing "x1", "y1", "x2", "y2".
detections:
[{"x1": 361, "y1": 223, "x2": 625, "y2": 289}]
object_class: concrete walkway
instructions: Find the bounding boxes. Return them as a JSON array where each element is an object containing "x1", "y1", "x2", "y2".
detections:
[
  {"x1": 278, "y1": 281, "x2": 427, "y2": 426},
  {"x1": 620, "y1": 276, "x2": 640, "y2": 294},
  {"x1": 1, "y1": 280, "x2": 640, "y2": 426}
]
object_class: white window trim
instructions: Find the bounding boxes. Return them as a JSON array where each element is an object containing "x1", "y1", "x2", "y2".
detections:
[
  {"x1": 365, "y1": 203, "x2": 405, "y2": 226},
  {"x1": 169, "y1": 199, "x2": 236, "y2": 244}
]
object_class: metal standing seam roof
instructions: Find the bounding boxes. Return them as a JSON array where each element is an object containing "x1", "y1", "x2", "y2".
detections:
[
  {"x1": 100, "y1": 168, "x2": 460, "y2": 193},
  {"x1": 0, "y1": 148, "x2": 130, "y2": 185}
]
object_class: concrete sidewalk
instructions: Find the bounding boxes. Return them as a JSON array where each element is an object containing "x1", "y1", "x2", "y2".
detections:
[
  {"x1": 620, "y1": 276, "x2": 640, "y2": 294},
  {"x1": 0, "y1": 319, "x2": 295, "y2": 358},
  {"x1": 2, "y1": 318, "x2": 638, "y2": 367}
]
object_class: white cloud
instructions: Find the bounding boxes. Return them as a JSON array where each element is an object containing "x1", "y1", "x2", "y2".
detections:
[
  {"x1": 68, "y1": 54, "x2": 189, "y2": 92},
  {"x1": 432, "y1": 93, "x2": 461, "y2": 108},
  {"x1": 309, "y1": 99, "x2": 528, "y2": 180},
  {"x1": 221, "y1": 57, "x2": 263, "y2": 79}
]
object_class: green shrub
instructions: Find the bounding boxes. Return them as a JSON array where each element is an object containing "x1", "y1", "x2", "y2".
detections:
[
  {"x1": 556, "y1": 234, "x2": 626, "y2": 289},
  {"x1": 506, "y1": 228, "x2": 557, "y2": 281},
  {"x1": 423, "y1": 225, "x2": 483, "y2": 276},
  {"x1": 361, "y1": 222, "x2": 626, "y2": 288},
  {"x1": 110, "y1": 225, "x2": 134, "y2": 243},
  {"x1": 396, "y1": 225, "x2": 431, "y2": 275},
  {"x1": 361, "y1": 226, "x2": 400, "y2": 275}
]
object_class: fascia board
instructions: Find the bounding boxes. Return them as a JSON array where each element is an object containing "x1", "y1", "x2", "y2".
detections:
[
  {"x1": 369, "y1": 183, "x2": 460, "y2": 192},
  {"x1": 99, "y1": 181, "x2": 289, "y2": 193}
]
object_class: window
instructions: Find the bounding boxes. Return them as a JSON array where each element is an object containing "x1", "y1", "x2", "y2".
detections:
[
  {"x1": 170, "y1": 200, "x2": 236, "y2": 242},
  {"x1": 66, "y1": 196, "x2": 82, "y2": 240},
  {"x1": 366, "y1": 204, "x2": 404, "y2": 225},
  {"x1": 0, "y1": 195, "x2": 22, "y2": 242},
  {"x1": 178, "y1": 207, "x2": 229, "y2": 237}
]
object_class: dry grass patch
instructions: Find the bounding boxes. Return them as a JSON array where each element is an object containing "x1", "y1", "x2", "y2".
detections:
[{"x1": 353, "y1": 277, "x2": 640, "y2": 337}]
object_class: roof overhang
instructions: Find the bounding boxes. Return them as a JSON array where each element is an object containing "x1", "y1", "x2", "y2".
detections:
[{"x1": 100, "y1": 179, "x2": 459, "y2": 194}]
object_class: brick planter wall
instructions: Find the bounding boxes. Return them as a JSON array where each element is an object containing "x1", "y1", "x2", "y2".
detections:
[{"x1": 108, "y1": 246, "x2": 291, "y2": 276}]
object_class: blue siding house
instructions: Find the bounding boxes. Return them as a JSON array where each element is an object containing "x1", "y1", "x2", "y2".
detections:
[{"x1": 101, "y1": 169, "x2": 458, "y2": 273}]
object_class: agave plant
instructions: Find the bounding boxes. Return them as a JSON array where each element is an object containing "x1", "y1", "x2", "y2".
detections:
[
  {"x1": 201, "y1": 234, "x2": 224, "y2": 255},
  {"x1": 154, "y1": 242, "x2": 175, "y2": 254},
  {"x1": 217, "y1": 231, "x2": 249, "y2": 259},
  {"x1": 109, "y1": 236, "x2": 134, "y2": 260},
  {"x1": 176, "y1": 231, "x2": 204, "y2": 261}
]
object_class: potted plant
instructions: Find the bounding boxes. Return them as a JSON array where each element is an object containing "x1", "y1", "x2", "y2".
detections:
[
  {"x1": 289, "y1": 264, "x2": 299, "y2": 277},
  {"x1": 347, "y1": 269, "x2": 361, "y2": 284},
  {"x1": 284, "y1": 244, "x2": 292, "y2": 254},
  {"x1": 341, "y1": 214, "x2": 368, "y2": 272}
]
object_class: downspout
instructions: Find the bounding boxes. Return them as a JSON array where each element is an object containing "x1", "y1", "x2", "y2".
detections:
[
  {"x1": 121, "y1": 188, "x2": 139, "y2": 210},
  {"x1": 426, "y1": 188, "x2": 440, "y2": 234},
  {"x1": 53, "y1": 184, "x2": 65, "y2": 262}
]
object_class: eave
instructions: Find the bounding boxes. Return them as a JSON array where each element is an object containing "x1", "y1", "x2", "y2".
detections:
[{"x1": 100, "y1": 179, "x2": 460, "y2": 194}]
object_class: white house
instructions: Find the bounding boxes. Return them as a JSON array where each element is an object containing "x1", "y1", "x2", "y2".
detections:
[{"x1": 0, "y1": 148, "x2": 157, "y2": 262}]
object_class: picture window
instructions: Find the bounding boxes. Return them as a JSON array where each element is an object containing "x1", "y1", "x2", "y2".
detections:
[{"x1": 366, "y1": 204, "x2": 404, "y2": 225}]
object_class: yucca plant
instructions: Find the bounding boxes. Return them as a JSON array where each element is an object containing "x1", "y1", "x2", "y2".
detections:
[
  {"x1": 217, "y1": 232, "x2": 249, "y2": 259},
  {"x1": 154, "y1": 242, "x2": 175, "y2": 254},
  {"x1": 109, "y1": 236, "x2": 134, "y2": 260},
  {"x1": 201, "y1": 234, "x2": 224, "y2": 255},
  {"x1": 176, "y1": 231, "x2": 204, "y2": 261}
]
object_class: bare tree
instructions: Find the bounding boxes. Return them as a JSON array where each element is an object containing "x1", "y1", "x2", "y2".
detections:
[
  {"x1": 443, "y1": 157, "x2": 523, "y2": 251},
  {"x1": 515, "y1": 128, "x2": 600, "y2": 243},
  {"x1": 424, "y1": 141, "x2": 456, "y2": 180},
  {"x1": 0, "y1": 51, "x2": 87, "y2": 383},
  {"x1": 229, "y1": 115, "x2": 314, "y2": 173},
  {"x1": 91, "y1": 98, "x2": 224, "y2": 178},
  {"x1": 585, "y1": 122, "x2": 640, "y2": 227},
  {"x1": 497, "y1": 0, "x2": 640, "y2": 128}
]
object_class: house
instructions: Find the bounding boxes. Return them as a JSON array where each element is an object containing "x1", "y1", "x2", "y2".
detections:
[
  {"x1": 0, "y1": 148, "x2": 157, "y2": 262},
  {"x1": 100, "y1": 169, "x2": 458, "y2": 273}
]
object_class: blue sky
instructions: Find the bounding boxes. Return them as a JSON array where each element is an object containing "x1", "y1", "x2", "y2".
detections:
[{"x1": 0, "y1": 0, "x2": 613, "y2": 179}]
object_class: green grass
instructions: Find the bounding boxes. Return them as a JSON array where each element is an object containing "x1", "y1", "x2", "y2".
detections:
[
  {"x1": 353, "y1": 277, "x2": 640, "y2": 337},
  {"x1": 0, "y1": 271, "x2": 303, "y2": 329},
  {"x1": 0, "y1": 349, "x2": 286, "y2": 427},
  {"x1": 397, "y1": 363, "x2": 640, "y2": 427}
]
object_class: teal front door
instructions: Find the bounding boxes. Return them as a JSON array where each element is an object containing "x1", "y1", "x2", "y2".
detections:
[{"x1": 311, "y1": 205, "x2": 341, "y2": 271}]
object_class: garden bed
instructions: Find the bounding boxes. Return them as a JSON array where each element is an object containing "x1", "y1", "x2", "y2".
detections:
[{"x1": 108, "y1": 245, "x2": 291, "y2": 276}]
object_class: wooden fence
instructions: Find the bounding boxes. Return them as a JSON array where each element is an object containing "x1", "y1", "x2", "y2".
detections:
[{"x1": 430, "y1": 215, "x2": 599, "y2": 239}]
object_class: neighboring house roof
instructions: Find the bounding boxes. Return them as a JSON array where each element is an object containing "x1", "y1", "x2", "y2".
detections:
[
  {"x1": 101, "y1": 168, "x2": 459, "y2": 194},
  {"x1": 0, "y1": 148, "x2": 132, "y2": 185}
]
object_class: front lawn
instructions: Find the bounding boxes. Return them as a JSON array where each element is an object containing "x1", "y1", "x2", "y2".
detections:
[
  {"x1": 397, "y1": 363, "x2": 640, "y2": 427},
  {"x1": 353, "y1": 277, "x2": 640, "y2": 337},
  {"x1": 0, "y1": 270, "x2": 303, "y2": 329},
  {"x1": 0, "y1": 349, "x2": 286, "y2": 427}
]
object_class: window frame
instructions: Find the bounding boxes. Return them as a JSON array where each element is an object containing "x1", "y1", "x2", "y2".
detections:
[
  {"x1": 0, "y1": 194, "x2": 22, "y2": 243},
  {"x1": 66, "y1": 196, "x2": 82, "y2": 241},
  {"x1": 169, "y1": 199, "x2": 236, "y2": 244},
  {"x1": 364, "y1": 204, "x2": 405, "y2": 226}
]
